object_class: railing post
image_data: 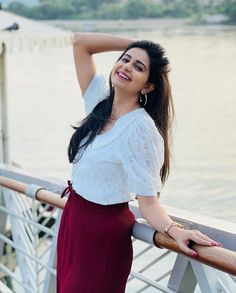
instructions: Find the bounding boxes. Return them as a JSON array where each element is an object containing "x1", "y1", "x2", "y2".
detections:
[
  {"x1": 0, "y1": 192, "x2": 7, "y2": 265},
  {"x1": 43, "y1": 211, "x2": 61, "y2": 293},
  {"x1": 0, "y1": 42, "x2": 9, "y2": 282},
  {"x1": 169, "y1": 254, "x2": 234, "y2": 293},
  {"x1": 1, "y1": 173, "x2": 236, "y2": 292},
  {"x1": 0, "y1": 42, "x2": 10, "y2": 164},
  {"x1": 168, "y1": 254, "x2": 197, "y2": 292},
  {"x1": 3, "y1": 188, "x2": 37, "y2": 292},
  {"x1": 191, "y1": 260, "x2": 233, "y2": 293}
]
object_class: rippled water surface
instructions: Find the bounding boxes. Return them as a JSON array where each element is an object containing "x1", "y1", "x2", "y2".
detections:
[{"x1": 7, "y1": 23, "x2": 236, "y2": 222}]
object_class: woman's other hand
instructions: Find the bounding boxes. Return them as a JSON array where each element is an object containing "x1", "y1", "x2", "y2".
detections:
[{"x1": 168, "y1": 226, "x2": 223, "y2": 257}]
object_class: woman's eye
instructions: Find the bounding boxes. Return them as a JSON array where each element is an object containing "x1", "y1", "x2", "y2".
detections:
[
  {"x1": 121, "y1": 58, "x2": 129, "y2": 63},
  {"x1": 135, "y1": 65, "x2": 143, "y2": 71}
]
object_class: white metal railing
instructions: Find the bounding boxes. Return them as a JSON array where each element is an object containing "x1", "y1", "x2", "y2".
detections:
[{"x1": 0, "y1": 164, "x2": 236, "y2": 293}]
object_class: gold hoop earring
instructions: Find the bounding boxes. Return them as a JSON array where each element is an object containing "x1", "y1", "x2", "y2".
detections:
[{"x1": 139, "y1": 93, "x2": 148, "y2": 106}]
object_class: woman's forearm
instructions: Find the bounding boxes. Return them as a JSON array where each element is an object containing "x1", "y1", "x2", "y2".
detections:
[
  {"x1": 138, "y1": 196, "x2": 221, "y2": 256},
  {"x1": 139, "y1": 198, "x2": 174, "y2": 235},
  {"x1": 73, "y1": 33, "x2": 134, "y2": 55},
  {"x1": 138, "y1": 197, "x2": 184, "y2": 239}
]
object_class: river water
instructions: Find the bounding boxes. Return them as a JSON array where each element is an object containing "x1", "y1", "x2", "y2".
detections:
[{"x1": 7, "y1": 23, "x2": 236, "y2": 223}]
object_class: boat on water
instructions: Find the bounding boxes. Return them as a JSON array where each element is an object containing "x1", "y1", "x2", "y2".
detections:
[{"x1": 0, "y1": 10, "x2": 236, "y2": 293}]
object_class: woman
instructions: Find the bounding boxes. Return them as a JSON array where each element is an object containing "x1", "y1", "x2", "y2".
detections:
[{"x1": 57, "y1": 33, "x2": 220, "y2": 293}]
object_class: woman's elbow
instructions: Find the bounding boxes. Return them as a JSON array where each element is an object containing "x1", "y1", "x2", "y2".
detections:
[
  {"x1": 137, "y1": 196, "x2": 158, "y2": 214},
  {"x1": 73, "y1": 33, "x2": 84, "y2": 46}
]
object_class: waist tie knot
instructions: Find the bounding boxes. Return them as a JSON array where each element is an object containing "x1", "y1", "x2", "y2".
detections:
[{"x1": 61, "y1": 180, "x2": 73, "y2": 198}]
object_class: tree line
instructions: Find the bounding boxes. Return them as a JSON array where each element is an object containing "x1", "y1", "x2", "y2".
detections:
[{"x1": 6, "y1": 0, "x2": 236, "y2": 22}]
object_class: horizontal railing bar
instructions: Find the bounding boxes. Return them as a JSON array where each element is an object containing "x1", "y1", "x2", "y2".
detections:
[
  {"x1": 0, "y1": 234, "x2": 56, "y2": 275},
  {"x1": 1, "y1": 167, "x2": 236, "y2": 236},
  {"x1": 0, "y1": 229, "x2": 36, "y2": 274},
  {"x1": 0, "y1": 263, "x2": 35, "y2": 293},
  {"x1": 0, "y1": 204, "x2": 35, "y2": 252},
  {"x1": 130, "y1": 270, "x2": 170, "y2": 292},
  {"x1": 154, "y1": 232, "x2": 236, "y2": 276},
  {"x1": 133, "y1": 245, "x2": 153, "y2": 260},
  {"x1": 128, "y1": 250, "x2": 171, "y2": 283},
  {"x1": 38, "y1": 265, "x2": 46, "y2": 274},
  {"x1": 37, "y1": 234, "x2": 52, "y2": 250},
  {"x1": 139, "y1": 250, "x2": 171, "y2": 273},
  {"x1": 0, "y1": 282, "x2": 13, "y2": 293},
  {"x1": 155, "y1": 269, "x2": 172, "y2": 282},
  {"x1": 38, "y1": 279, "x2": 46, "y2": 287},
  {"x1": 10, "y1": 195, "x2": 36, "y2": 245},
  {"x1": 136, "y1": 269, "x2": 173, "y2": 293},
  {"x1": 0, "y1": 163, "x2": 64, "y2": 193},
  {"x1": 1, "y1": 175, "x2": 236, "y2": 276},
  {"x1": 0, "y1": 176, "x2": 66, "y2": 209},
  {"x1": 216, "y1": 279, "x2": 231, "y2": 293},
  {"x1": 0, "y1": 234, "x2": 39, "y2": 276},
  {"x1": 0, "y1": 205, "x2": 57, "y2": 237},
  {"x1": 130, "y1": 204, "x2": 236, "y2": 252},
  {"x1": 230, "y1": 275, "x2": 236, "y2": 283}
]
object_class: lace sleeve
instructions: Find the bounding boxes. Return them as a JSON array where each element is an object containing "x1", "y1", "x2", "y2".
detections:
[
  {"x1": 82, "y1": 74, "x2": 109, "y2": 115},
  {"x1": 121, "y1": 117, "x2": 164, "y2": 196}
]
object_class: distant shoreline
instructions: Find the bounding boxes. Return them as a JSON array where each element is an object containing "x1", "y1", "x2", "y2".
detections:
[
  {"x1": 43, "y1": 18, "x2": 190, "y2": 32},
  {"x1": 42, "y1": 18, "x2": 236, "y2": 33}
]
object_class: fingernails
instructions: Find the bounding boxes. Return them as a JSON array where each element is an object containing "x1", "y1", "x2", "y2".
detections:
[
  {"x1": 211, "y1": 241, "x2": 223, "y2": 247},
  {"x1": 192, "y1": 252, "x2": 198, "y2": 257}
]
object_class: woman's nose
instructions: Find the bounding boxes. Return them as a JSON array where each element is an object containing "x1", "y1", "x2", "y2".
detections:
[{"x1": 123, "y1": 62, "x2": 132, "y2": 71}]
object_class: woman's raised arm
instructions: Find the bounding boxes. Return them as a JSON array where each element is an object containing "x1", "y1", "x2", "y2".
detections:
[{"x1": 73, "y1": 33, "x2": 133, "y2": 95}]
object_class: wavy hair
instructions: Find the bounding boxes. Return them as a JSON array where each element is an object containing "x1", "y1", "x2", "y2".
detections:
[{"x1": 68, "y1": 40, "x2": 174, "y2": 185}]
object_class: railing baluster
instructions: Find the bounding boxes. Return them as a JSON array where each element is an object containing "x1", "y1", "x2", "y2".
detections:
[{"x1": 0, "y1": 170, "x2": 236, "y2": 292}]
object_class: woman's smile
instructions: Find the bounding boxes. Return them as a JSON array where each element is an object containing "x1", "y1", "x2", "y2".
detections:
[
  {"x1": 111, "y1": 47, "x2": 150, "y2": 93},
  {"x1": 115, "y1": 71, "x2": 131, "y2": 81}
]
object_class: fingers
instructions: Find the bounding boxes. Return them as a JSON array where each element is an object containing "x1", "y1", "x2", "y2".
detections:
[
  {"x1": 177, "y1": 240, "x2": 199, "y2": 257},
  {"x1": 190, "y1": 230, "x2": 222, "y2": 247},
  {"x1": 175, "y1": 229, "x2": 223, "y2": 258}
]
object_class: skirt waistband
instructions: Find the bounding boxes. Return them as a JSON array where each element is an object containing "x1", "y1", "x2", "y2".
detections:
[{"x1": 61, "y1": 180, "x2": 129, "y2": 215}]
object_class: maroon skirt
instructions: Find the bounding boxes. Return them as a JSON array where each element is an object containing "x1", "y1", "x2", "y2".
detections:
[{"x1": 57, "y1": 181, "x2": 135, "y2": 293}]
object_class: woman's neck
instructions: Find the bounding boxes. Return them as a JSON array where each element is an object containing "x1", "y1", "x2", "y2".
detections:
[{"x1": 111, "y1": 91, "x2": 141, "y2": 118}]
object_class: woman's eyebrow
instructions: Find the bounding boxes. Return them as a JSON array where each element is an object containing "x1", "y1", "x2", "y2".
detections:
[{"x1": 123, "y1": 53, "x2": 147, "y2": 70}]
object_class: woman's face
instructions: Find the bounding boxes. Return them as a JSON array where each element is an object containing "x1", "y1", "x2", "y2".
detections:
[{"x1": 111, "y1": 47, "x2": 151, "y2": 95}]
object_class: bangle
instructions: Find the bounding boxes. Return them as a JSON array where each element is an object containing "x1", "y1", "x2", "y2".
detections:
[{"x1": 164, "y1": 222, "x2": 184, "y2": 236}]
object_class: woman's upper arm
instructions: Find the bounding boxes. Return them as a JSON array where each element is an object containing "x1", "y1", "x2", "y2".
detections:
[
  {"x1": 137, "y1": 195, "x2": 158, "y2": 207},
  {"x1": 120, "y1": 118, "x2": 164, "y2": 196},
  {"x1": 73, "y1": 34, "x2": 96, "y2": 95}
]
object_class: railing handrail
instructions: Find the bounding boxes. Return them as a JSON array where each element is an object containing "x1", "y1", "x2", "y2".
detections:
[
  {"x1": 0, "y1": 175, "x2": 236, "y2": 276},
  {"x1": 1, "y1": 164, "x2": 236, "y2": 236}
]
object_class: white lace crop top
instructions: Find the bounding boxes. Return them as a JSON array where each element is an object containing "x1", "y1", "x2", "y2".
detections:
[{"x1": 71, "y1": 74, "x2": 164, "y2": 205}]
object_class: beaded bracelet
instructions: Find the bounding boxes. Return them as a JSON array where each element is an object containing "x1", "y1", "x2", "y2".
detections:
[{"x1": 164, "y1": 222, "x2": 184, "y2": 236}]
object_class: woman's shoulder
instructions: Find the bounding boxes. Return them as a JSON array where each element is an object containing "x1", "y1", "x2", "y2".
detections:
[
  {"x1": 82, "y1": 73, "x2": 109, "y2": 98},
  {"x1": 127, "y1": 110, "x2": 164, "y2": 143},
  {"x1": 82, "y1": 73, "x2": 110, "y2": 115}
]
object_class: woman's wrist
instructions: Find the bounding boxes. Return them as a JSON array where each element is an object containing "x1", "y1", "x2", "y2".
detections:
[{"x1": 164, "y1": 221, "x2": 184, "y2": 238}]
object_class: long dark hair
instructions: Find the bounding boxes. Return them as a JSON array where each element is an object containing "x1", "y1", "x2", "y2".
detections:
[{"x1": 68, "y1": 40, "x2": 174, "y2": 185}]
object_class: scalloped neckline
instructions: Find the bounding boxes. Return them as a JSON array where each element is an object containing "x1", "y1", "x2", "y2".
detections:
[
  {"x1": 96, "y1": 108, "x2": 144, "y2": 137},
  {"x1": 88, "y1": 108, "x2": 146, "y2": 150}
]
